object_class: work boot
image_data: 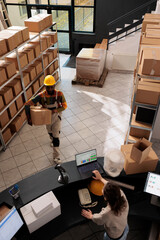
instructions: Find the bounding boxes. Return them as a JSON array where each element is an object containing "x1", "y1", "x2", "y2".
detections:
[{"x1": 53, "y1": 147, "x2": 61, "y2": 164}]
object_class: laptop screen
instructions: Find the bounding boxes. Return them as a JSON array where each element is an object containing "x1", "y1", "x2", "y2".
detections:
[
  {"x1": 144, "y1": 172, "x2": 160, "y2": 197},
  {"x1": 75, "y1": 149, "x2": 97, "y2": 166}
]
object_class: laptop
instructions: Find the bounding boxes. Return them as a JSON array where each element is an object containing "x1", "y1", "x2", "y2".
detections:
[{"x1": 75, "y1": 149, "x2": 103, "y2": 179}]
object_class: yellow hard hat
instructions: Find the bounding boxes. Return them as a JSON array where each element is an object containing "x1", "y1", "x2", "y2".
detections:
[{"x1": 44, "y1": 75, "x2": 56, "y2": 86}]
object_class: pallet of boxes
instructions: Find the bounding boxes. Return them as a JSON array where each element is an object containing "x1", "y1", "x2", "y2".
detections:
[
  {"x1": 0, "y1": 14, "x2": 59, "y2": 149},
  {"x1": 72, "y1": 39, "x2": 108, "y2": 87},
  {"x1": 121, "y1": 138, "x2": 159, "y2": 175}
]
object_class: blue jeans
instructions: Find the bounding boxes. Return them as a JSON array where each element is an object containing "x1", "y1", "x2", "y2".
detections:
[{"x1": 104, "y1": 224, "x2": 129, "y2": 240}]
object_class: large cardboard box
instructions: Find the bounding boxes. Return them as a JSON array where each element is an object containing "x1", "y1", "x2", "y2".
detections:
[
  {"x1": 39, "y1": 75, "x2": 44, "y2": 87},
  {"x1": 7, "y1": 79, "x2": 22, "y2": 96},
  {"x1": 0, "y1": 60, "x2": 16, "y2": 79},
  {"x1": 25, "y1": 17, "x2": 44, "y2": 33},
  {"x1": 130, "y1": 138, "x2": 152, "y2": 163},
  {"x1": 6, "y1": 52, "x2": 28, "y2": 70},
  {"x1": 3, "y1": 127, "x2": 12, "y2": 143},
  {"x1": 0, "y1": 110, "x2": 9, "y2": 128},
  {"x1": 8, "y1": 102, "x2": 17, "y2": 118},
  {"x1": 10, "y1": 116, "x2": 22, "y2": 132},
  {"x1": 0, "y1": 30, "x2": 18, "y2": 51},
  {"x1": 24, "y1": 43, "x2": 40, "y2": 58},
  {"x1": 136, "y1": 84, "x2": 160, "y2": 105},
  {"x1": 24, "y1": 66, "x2": 36, "y2": 82},
  {"x1": 8, "y1": 26, "x2": 29, "y2": 42},
  {"x1": 34, "y1": 60, "x2": 43, "y2": 75},
  {"x1": 32, "y1": 80, "x2": 39, "y2": 94},
  {"x1": 26, "y1": 87, "x2": 33, "y2": 100},
  {"x1": 0, "y1": 39, "x2": 8, "y2": 57},
  {"x1": 0, "y1": 68, "x2": 7, "y2": 86},
  {"x1": 0, "y1": 87, "x2": 14, "y2": 105},
  {"x1": 42, "y1": 31, "x2": 57, "y2": 44},
  {"x1": 76, "y1": 48, "x2": 106, "y2": 80},
  {"x1": 7, "y1": 29, "x2": 23, "y2": 46},
  {"x1": 30, "y1": 106, "x2": 52, "y2": 125},
  {"x1": 121, "y1": 144, "x2": 159, "y2": 175},
  {"x1": 0, "y1": 95, "x2": 4, "y2": 110},
  {"x1": 15, "y1": 94, "x2": 24, "y2": 110}
]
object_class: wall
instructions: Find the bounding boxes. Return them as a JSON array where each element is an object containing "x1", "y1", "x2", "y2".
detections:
[{"x1": 72, "y1": 0, "x2": 156, "y2": 55}]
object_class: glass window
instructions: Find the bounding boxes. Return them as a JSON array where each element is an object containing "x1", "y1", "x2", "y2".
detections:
[
  {"x1": 7, "y1": 5, "x2": 28, "y2": 25},
  {"x1": 57, "y1": 32, "x2": 69, "y2": 51},
  {"x1": 49, "y1": 0, "x2": 71, "y2": 5},
  {"x1": 74, "y1": 0, "x2": 94, "y2": 6},
  {"x1": 51, "y1": 10, "x2": 69, "y2": 30},
  {"x1": 31, "y1": 8, "x2": 47, "y2": 16},
  {"x1": 74, "y1": 7, "x2": 93, "y2": 31},
  {"x1": 27, "y1": 0, "x2": 48, "y2": 4}
]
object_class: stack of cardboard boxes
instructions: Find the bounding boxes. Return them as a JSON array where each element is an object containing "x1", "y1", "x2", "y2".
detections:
[
  {"x1": 121, "y1": 138, "x2": 159, "y2": 174},
  {"x1": 0, "y1": 14, "x2": 59, "y2": 147}
]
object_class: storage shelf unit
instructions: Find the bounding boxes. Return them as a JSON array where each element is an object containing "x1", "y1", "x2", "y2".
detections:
[{"x1": 0, "y1": 22, "x2": 60, "y2": 151}]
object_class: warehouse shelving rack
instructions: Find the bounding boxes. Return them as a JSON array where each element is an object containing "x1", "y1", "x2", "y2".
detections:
[{"x1": 0, "y1": 22, "x2": 61, "y2": 151}]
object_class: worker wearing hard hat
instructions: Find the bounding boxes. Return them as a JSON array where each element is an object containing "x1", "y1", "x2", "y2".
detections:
[{"x1": 25, "y1": 75, "x2": 67, "y2": 164}]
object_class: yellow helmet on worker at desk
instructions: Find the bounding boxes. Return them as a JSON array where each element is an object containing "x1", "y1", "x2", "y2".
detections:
[{"x1": 44, "y1": 75, "x2": 56, "y2": 86}]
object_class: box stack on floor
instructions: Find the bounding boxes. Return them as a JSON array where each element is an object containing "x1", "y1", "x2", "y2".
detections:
[
  {"x1": 0, "y1": 14, "x2": 59, "y2": 149},
  {"x1": 126, "y1": 13, "x2": 160, "y2": 143}
]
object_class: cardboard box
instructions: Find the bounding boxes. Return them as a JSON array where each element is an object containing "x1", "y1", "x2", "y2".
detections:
[
  {"x1": 45, "y1": 50, "x2": 54, "y2": 63},
  {"x1": 0, "y1": 110, "x2": 9, "y2": 128},
  {"x1": 54, "y1": 60, "x2": 59, "y2": 70},
  {"x1": 53, "y1": 48, "x2": 57, "y2": 59},
  {"x1": 15, "y1": 95, "x2": 24, "y2": 110},
  {"x1": 145, "y1": 29, "x2": 160, "y2": 38},
  {"x1": 25, "y1": 17, "x2": 44, "y2": 33},
  {"x1": 121, "y1": 144, "x2": 159, "y2": 175},
  {"x1": 44, "y1": 35, "x2": 52, "y2": 48},
  {"x1": 0, "y1": 68, "x2": 7, "y2": 86},
  {"x1": 19, "y1": 48, "x2": 34, "y2": 64},
  {"x1": 42, "y1": 31, "x2": 57, "y2": 44},
  {"x1": 32, "y1": 80, "x2": 39, "y2": 94},
  {"x1": 141, "y1": 35, "x2": 160, "y2": 45},
  {"x1": 10, "y1": 116, "x2": 22, "y2": 132},
  {"x1": 0, "y1": 30, "x2": 18, "y2": 51},
  {"x1": 42, "y1": 54, "x2": 49, "y2": 67},
  {"x1": 0, "y1": 95, "x2": 4, "y2": 110},
  {"x1": 19, "y1": 109, "x2": 26, "y2": 123},
  {"x1": 6, "y1": 52, "x2": 28, "y2": 70},
  {"x1": 30, "y1": 36, "x2": 47, "y2": 52},
  {"x1": 0, "y1": 205, "x2": 10, "y2": 222},
  {"x1": 0, "y1": 39, "x2": 8, "y2": 57},
  {"x1": 130, "y1": 138, "x2": 152, "y2": 163},
  {"x1": 136, "y1": 84, "x2": 160, "y2": 105},
  {"x1": 8, "y1": 102, "x2": 17, "y2": 118},
  {"x1": 24, "y1": 66, "x2": 36, "y2": 82},
  {"x1": 146, "y1": 24, "x2": 160, "y2": 31},
  {"x1": 30, "y1": 106, "x2": 52, "y2": 125},
  {"x1": 7, "y1": 79, "x2": 22, "y2": 96},
  {"x1": 26, "y1": 87, "x2": 33, "y2": 100},
  {"x1": 39, "y1": 75, "x2": 44, "y2": 86},
  {"x1": 7, "y1": 29, "x2": 23, "y2": 46},
  {"x1": 3, "y1": 127, "x2": 12, "y2": 143},
  {"x1": 144, "y1": 13, "x2": 160, "y2": 19},
  {"x1": 53, "y1": 71, "x2": 59, "y2": 82},
  {"x1": 16, "y1": 73, "x2": 30, "y2": 87},
  {"x1": 130, "y1": 127, "x2": 150, "y2": 139},
  {"x1": 24, "y1": 43, "x2": 40, "y2": 58},
  {"x1": 47, "y1": 64, "x2": 54, "y2": 75},
  {"x1": 0, "y1": 87, "x2": 14, "y2": 105},
  {"x1": 141, "y1": 18, "x2": 160, "y2": 33},
  {"x1": 8, "y1": 26, "x2": 29, "y2": 42},
  {"x1": 0, "y1": 60, "x2": 16, "y2": 79},
  {"x1": 34, "y1": 60, "x2": 43, "y2": 75}
]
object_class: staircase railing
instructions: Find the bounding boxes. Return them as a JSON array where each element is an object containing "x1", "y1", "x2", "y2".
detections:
[{"x1": 107, "y1": 0, "x2": 157, "y2": 45}]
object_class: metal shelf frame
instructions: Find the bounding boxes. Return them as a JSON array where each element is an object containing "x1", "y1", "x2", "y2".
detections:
[{"x1": 0, "y1": 22, "x2": 60, "y2": 151}]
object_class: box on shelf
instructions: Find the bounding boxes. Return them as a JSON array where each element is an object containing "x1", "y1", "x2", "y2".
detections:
[
  {"x1": 0, "y1": 110, "x2": 10, "y2": 128},
  {"x1": 140, "y1": 35, "x2": 160, "y2": 45},
  {"x1": 15, "y1": 94, "x2": 24, "y2": 110},
  {"x1": 19, "y1": 48, "x2": 34, "y2": 64},
  {"x1": 33, "y1": 60, "x2": 43, "y2": 75},
  {"x1": 24, "y1": 43, "x2": 41, "y2": 59},
  {"x1": 7, "y1": 79, "x2": 22, "y2": 96},
  {"x1": 0, "y1": 68, "x2": 7, "y2": 86},
  {"x1": 141, "y1": 18, "x2": 160, "y2": 33},
  {"x1": 8, "y1": 102, "x2": 17, "y2": 118},
  {"x1": 0, "y1": 60, "x2": 16, "y2": 79},
  {"x1": 24, "y1": 66, "x2": 36, "y2": 82},
  {"x1": 52, "y1": 48, "x2": 57, "y2": 59},
  {"x1": 144, "y1": 13, "x2": 160, "y2": 19},
  {"x1": 145, "y1": 29, "x2": 160, "y2": 38},
  {"x1": 16, "y1": 72, "x2": 30, "y2": 88},
  {"x1": 30, "y1": 36, "x2": 48, "y2": 52},
  {"x1": 26, "y1": 87, "x2": 33, "y2": 100},
  {"x1": 0, "y1": 96, "x2": 4, "y2": 111},
  {"x1": 42, "y1": 54, "x2": 49, "y2": 68},
  {"x1": 0, "y1": 39, "x2": 8, "y2": 57},
  {"x1": 2, "y1": 127, "x2": 12, "y2": 143},
  {"x1": 0, "y1": 87, "x2": 14, "y2": 105},
  {"x1": 0, "y1": 29, "x2": 18, "y2": 51},
  {"x1": 32, "y1": 80, "x2": 39, "y2": 94},
  {"x1": 10, "y1": 116, "x2": 22, "y2": 133},
  {"x1": 130, "y1": 138, "x2": 152, "y2": 163},
  {"x1": 43, "y1": 35, "x2": 52, "y2": 48},
  {"x1": 121, "y1": 144, "x2": 158, "y2": 175},
  {"x1": 7, "y1": 29, "x2": 23, "y2": 46},
  {"x1": 39, "y1": 75, "x2": 44, "y2": 86},
  {"x1": 30, "y1": 106, "x2": 52, "y2": 125},
  {"x1": 42, "y1": 31, "x2": 57, "y2": 44},
  {"x1": 53, "y1": 71, "x2": 59, "y2": 82},
  {"x1": 54, "y1": 60, "x2": 58, "y2": 71},
  {"x1": 8, "y1": 26, "x2": 29, "y2": 42},
  {"x1": 19, "y1": 109, "x2": 26, "y2": 123},
  {"x1": 146, "y1": 24, "x2": 160, "y2": 31},
  {"x1": 5, "y1": 51, "x2": 28, "y2": 70},
  {"x1": 46, "y1": 64, "x2": 54, "y2": 75},
  {"x1": 130, "y1": 127, "x2": 150, "y2": 139},
  {"x1": 45, "y1": 50, "x2": 54, "y2": 63},
  {"x1": 76, "y1": 48, "x2": 106, "y2": 80}
]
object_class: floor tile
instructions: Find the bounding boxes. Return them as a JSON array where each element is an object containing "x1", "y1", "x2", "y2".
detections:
[
  {"x1": 14, "y1": 152, "x2": 32, "y2": 167},
  {"x1": 67, "y1": 115, "x2": 80, "y2": 124},
  {"x1": 9, "y1": 143, "x2": 27, "y2": 156},
  {"x1": 61, "y1": 125, "x2": 75, "y2": 136},
  {"x1": 78, "y1": 128, "x2": 94, "y2": 139},
  {"x1": 41, "y1": 144, "x2": 53, "y2": 155},
  {"x1": 18, "y1": 162, "x2": 37, "y2": 178},
  {"x1": 76, "y1": 112, "x2": 90, "y2": 121},
  {"x1": 66, "y1": 132, "x2": 82, "y2": 144},
  {"x1": 60, "y1": 145, "x2": 77, "y2": 158},
  {"x1": 2, "y1": 168, "x2": 22, "y2": 187},
  {"x1": 28, "y1": 146, "x2": 46, "y2": 160},
  {"x1": 73, "y1": 139, "x2": 90, "y2": 153},
  {"x1": 9, "y1": 135, "x2": 22, "y2": 147},
  {"x1": 31, "y1": 127, "x2": 47, "y2": 138},
  {"x1": 82, "y1": 118, "x2": 97, "y2": 127},
  {"x1": 0, "y1": 157, "x2": 17, "y2": 173},
  {"x1": 0, "y1": 148, "x2": 12, "y2": 162},
  {"x1": 84, "y1": 135, "x2": 101, "y2": 148},
  {"x1": 19, "y1": 130, "x2": 35, "y2": 142},
  {"x1": 36, "y1": 134, "x2": 50, "y2": 146},
  {"x1": 23, "y1": 138, "x2": 40, "y2": 151},
  {"x1": 60, "y1": 136, "x2": 71, "y2": 148},
  {"x1": 33, "y1": 155, "x2": 51, "y2": 171},
  {"x1": 71, "y1": 121, "x2": 86, "y2": 131}
]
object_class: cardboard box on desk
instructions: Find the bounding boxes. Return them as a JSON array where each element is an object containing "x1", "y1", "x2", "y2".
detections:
[
  {"x1": 30, "y1": 106, "x2": 52, "y2": 125},
  {"x1": 121, "y1": 144, "x2": 158, "y2": 175},
  {"x1": 130, "y1": 138, "x2": 152, "y2": 163}
]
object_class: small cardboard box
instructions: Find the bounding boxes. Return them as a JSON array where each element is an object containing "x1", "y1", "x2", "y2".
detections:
[
  {"x1": 0, "y1": 87, "x2": 14, "y2": 105},
  {"x1": 24, "y1": 66, "x2": 36, "y2": 82},
  {"x1": 19, "y1": 109, "x2": 26, "y2": 123},
  {"x1": 0, "y1": 60, "x2": 16, "y2": 79},
  {"x1": 47, "y1": 64, "x2": 54, "y2": 75},
  {"x1": 42, "y1": 54, "x2": 49, "y2": 67},
  {"x1": 121, "y1": 144, "x2": 159, "y2": 175},
  {"x1": 15, "y1": 95, "x2": 24, "y2": 110},
  {"x1": 26, "y1": 87, "x2": 33, "y2": 100},
  {"x1": 53, "y1": 48, "x2": 57, "y2": 59},
  {"x1": 144, "y1": 13, "x2": 160, "y2": 19},
  {"x1": 141, "y1": 35, "x2": 160, "y2": 45},
  {"x1": 10, "y1": 116, "x2": 22, "y2": 132},
  {"x1": 130, "y1": 138, "x2": 152, "y2": 163},
  {"x1": 19, "y1": 48, "x2": 34, "y2": 64},
  {"x1": 7, "y1": 29, "x2": 23, "y2": 46},
  {"x1": 42, "y1": 31, "x2": 57, "y2": 44},
  {"x1": 30, "y1": 36, "x2": 47, "y2": 52},
  {"x1": 6, "y1": 52, "x2": 28, "y2": 70},
  {"x1": 34, "y1": 60, "x2": 43, "y2": 75},
  {"x1": 0, "y1": 95, "x2": 4, "y2": 110},
  {"x1": 39, "y1": 75, "x2": 44, "y2": 86},
  {"x1": 45, "y1": 50, "x2": 54, "y2": 63},
  {"x1": 130, "y1": 127, "x2": 150, "y2": 139},
  {"x1": 0, "y1": 110, "x2": 10, "y2": 128},
  {"x1": 145, "y1": 29, "x2": 160, "y2": 38},
  {"x1": 8, "y1": 26, "x2": 29, "y2": 42},
  {"x1": 141, "y1": 18, "x2": 160, "y2": 33},
  {"x1": 54, "y1": 60, "x2": 59, "y2": 70},
  {"x1": 53, "y1": 71, "x2": 59, "y2": 82},
  {"x1": 7, "y1": 79, "x2": 22, "y2": 96},
  {"x1": 24, "y1": 43, "x2": 40, "y2": 58},
  {"x1": 3, "y1": 127, "x2": 12, "y2": 143},
  {"x1": 0, "y1": 30, "x2": 18, "y2": 51},
  {"x1": 8, "y1": 102, "x2": 17, "y2": 118},
  {"x1": 0, "y1": 68, "x2": 7, "y2": 86},
  {"x1": 30, "y1": 106, "x2": 52, "y2": 125},
  {"x1": 0, "y1": 39, "x2": 8, "y2": 56},
  {"x1": 44, "y1": 35, "x2": 52, "y2": 48},
  {"x1": 16, "y1": 73, "x2": 30, "y2": 88},
  {"x1": 32, "y1": 80, "x2": 39, "y2": 94},
  {"x1": 136, "y1": 84, "x2": 160, "y2": 105},
  {"x1": 146, "y1": 24, "x2": 160, "y2": 31}
]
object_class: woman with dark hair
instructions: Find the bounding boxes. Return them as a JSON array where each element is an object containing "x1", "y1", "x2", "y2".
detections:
[{"x1": 81, "y1": 170, "x2": 129, "y2": 240}]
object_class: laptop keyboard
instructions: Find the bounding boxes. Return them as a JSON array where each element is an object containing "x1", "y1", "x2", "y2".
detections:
[{"x1": 80, "y1": 162, "x2": 99, "y2": 173}]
